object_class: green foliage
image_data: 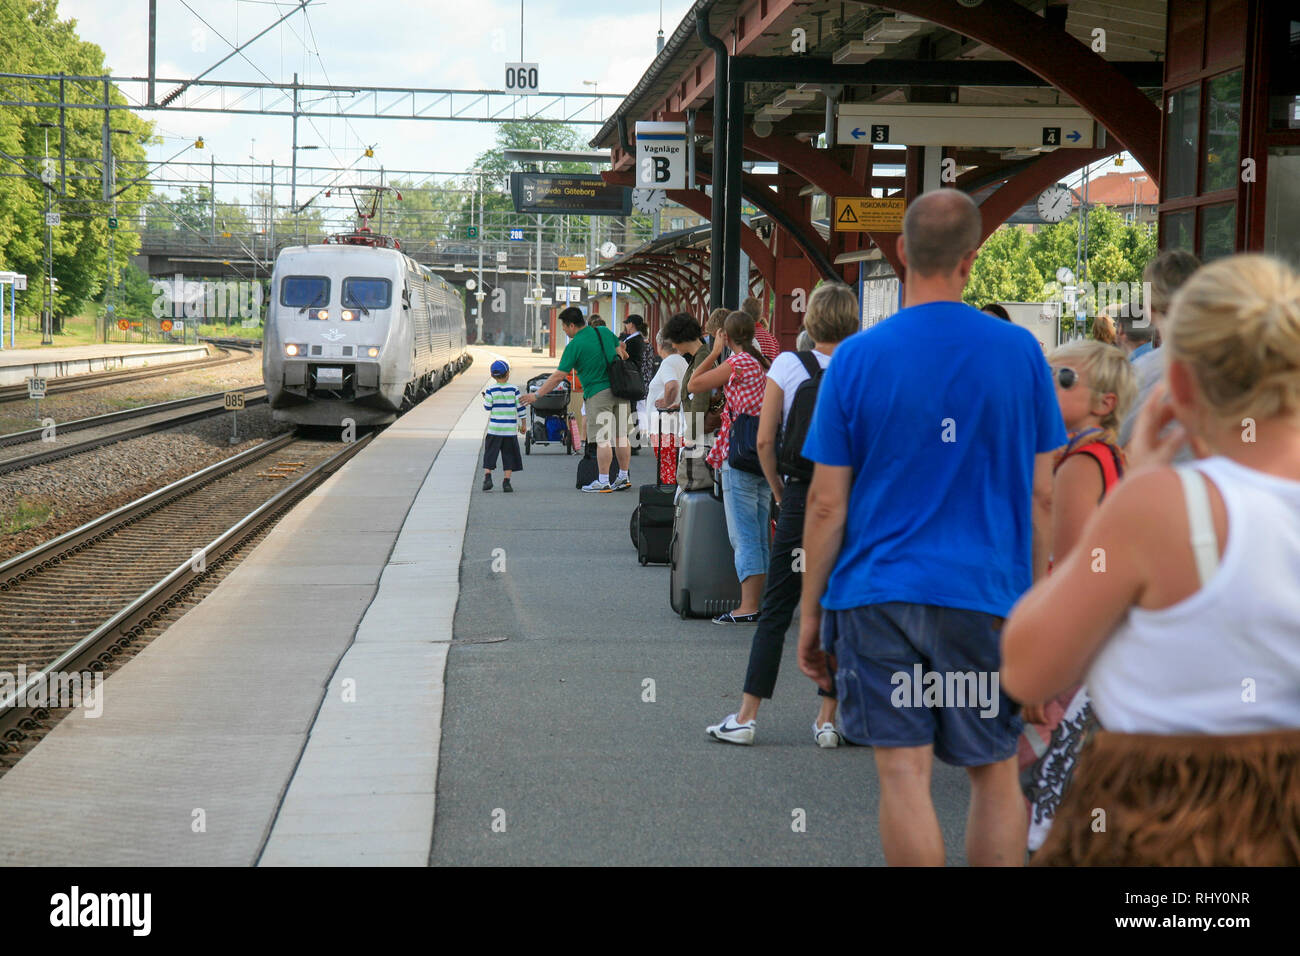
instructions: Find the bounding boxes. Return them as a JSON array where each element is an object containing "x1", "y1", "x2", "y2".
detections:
[
  {"x1": 965, "y1": 205, "x2": 1159, "y2": 313},
  {"x1": 0, "y1": 0, "x2": 153, "y2": 326}
]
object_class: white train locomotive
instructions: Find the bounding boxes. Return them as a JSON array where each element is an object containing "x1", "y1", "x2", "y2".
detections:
[{"x1": 263, "y1": 235, "x2": 470, "y2": 427}]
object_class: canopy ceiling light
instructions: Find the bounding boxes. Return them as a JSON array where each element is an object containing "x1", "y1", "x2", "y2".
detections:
[
  {"x1": 833, "y1": 41, "x2": 886, "y2": 64},
  {"x1": 773, "y1": 89, "x2": 819, "y2": 110},
  {"x1": 863, "y1": 16, "x2": 927, "y2": 44}
]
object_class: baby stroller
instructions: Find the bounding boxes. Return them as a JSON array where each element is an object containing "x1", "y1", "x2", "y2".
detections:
[{"x1": 525, "y1": 372, "x2": 573, "y2": 455}]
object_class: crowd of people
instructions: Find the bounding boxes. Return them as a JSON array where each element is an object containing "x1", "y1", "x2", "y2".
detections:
[{"x1": 492, "y1": 186, "x2": 1300, "y2": 866}]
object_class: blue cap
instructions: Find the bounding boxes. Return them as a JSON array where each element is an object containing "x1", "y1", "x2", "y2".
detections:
[{"x1": 490, "y1": 360, "x2": 509, "y2": 377}]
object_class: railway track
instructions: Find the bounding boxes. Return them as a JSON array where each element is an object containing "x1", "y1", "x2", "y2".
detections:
[
  {"x1": 0, "y1": 341, "x2": 256, "y2": 403},
  {"x1": 0, "y1": 429, "x2": 373, "y2": 748},
  {"x1": 0, "y1": 385, "x2": 268, "y2": 475}
]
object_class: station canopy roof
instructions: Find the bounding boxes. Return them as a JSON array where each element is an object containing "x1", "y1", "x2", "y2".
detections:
[{"x1": 592, "y1": 0, "x2": 1166, "y2": 159}]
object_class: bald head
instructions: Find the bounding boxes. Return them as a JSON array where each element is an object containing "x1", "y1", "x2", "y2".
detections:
[{"x1": 902, "y1": 189, "x2": 982, "y2": 278}]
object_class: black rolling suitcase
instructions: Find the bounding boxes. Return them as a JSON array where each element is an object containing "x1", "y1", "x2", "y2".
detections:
[
  {"x1": 669, "y1": 478, "x2": 741, "y2": 618},
  {"x1": 631, "y1": 441, "x2": 674, "y2": 565}
]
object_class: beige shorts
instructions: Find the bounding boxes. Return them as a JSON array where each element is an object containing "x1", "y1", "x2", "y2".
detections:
[{"x1": 584, "y1": 388, "x2": 631, "y2": 445}]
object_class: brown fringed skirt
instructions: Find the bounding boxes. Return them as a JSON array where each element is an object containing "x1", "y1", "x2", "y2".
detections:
[{"x1": 1032, "y1": 728, "x2": 1300, "y2": 866}]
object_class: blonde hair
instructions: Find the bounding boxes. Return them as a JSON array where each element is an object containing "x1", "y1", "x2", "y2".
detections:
[
  {"x1": 1048, "y1": 339, "x2": 1136, "y2": 438},
  {"x1": 804, "y1": 282, "x2": 859, "y2": 344},
  {"x1": 1091, "y1": 306, "x2": 1118, "y2": 345},
  {"x1": 1165, "y1": 254, "x2": 1300, "y2": 424},
  {"x1": 706, "y1": 307, "x2": 729, "y2": 335}
]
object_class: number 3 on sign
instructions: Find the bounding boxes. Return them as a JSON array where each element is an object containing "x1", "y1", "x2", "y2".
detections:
[{"x1": 505, "y1": 63, "x2": 539, "y2": 93}]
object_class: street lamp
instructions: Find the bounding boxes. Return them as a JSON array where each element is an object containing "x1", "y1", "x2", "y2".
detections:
[
  {"x1": 36, "y1": 121, "x2": 57, "y2": 344},
  {"x1": 530, "y1": 138, "x2": 544, "y2": 352},
  {"x1": 104, "y1": 127, "x2": 132, "y2": 339},
  {"x1": 472, "y1": 167, "x2": 485, "y2": 343},
  {"x1": 583, "y1": 80, "x2": 600, "y2": 121},
  {"x1": 1129, "y1": 175, "x2": 1149, "y2": 224}
]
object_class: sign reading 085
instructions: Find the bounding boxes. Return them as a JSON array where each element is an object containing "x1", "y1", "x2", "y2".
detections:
[{"x1": 635, "y1": 121, "x2": 688, "y2": 191}]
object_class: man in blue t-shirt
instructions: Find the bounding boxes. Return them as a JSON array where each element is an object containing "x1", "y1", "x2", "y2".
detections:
[{"x1": 797, "y1": 189, "x2": 1066, "y2": 867}]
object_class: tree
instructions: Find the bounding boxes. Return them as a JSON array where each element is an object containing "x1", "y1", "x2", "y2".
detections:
[
  {"x1": 966, "y1": 206, "x2": 1159, "y2": 320},
  {"x1": 0, "y1": 0, "x2": 153, "y2": 326}
]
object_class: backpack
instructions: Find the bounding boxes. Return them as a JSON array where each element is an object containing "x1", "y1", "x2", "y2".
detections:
[
  {"x1": 634, "y1": 333, "x2": 659, "y2": 388},
  {"x1": 776, "y1": 352, "x2": 825, "y2": 482}
]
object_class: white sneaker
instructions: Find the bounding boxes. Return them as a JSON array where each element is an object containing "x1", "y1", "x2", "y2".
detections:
[
  {"x1": 580, "y1": 479, "x2": 613, "y2": 493},
  {"x1": 611, "y1": 475, "x2": 632, "y2": 491},
  {"x1": 814, "y1": 722, "x2": 843, "y2": 748},
  {"x1": 707, "y1": 713, "x2": 755, "y2": 745}
]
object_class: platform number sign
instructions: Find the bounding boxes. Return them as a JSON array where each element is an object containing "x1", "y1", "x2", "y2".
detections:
[
  {"x1": 505, "y1": 63, "x2": 539, "y2": 94},
  {"x1": 224, "y1": 391, "x2": 245, "y2": 411},
  {"x1": 871, "y1": 124, "x2": 890, "y2": 144},
  {"x1": 1042, "y1": 127, "x2": 1062, "y2": 147},
  {"x1": 634, "y1": 121, "x2": 689, "y2": 191}
]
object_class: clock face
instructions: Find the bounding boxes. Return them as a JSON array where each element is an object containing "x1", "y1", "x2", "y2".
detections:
[
  {"x1": 1037, "y1": 186, "x2": 1072, "y2": 223},
  {"x1": 632, "y1": 188, "x2": 666, "y2": 215}
]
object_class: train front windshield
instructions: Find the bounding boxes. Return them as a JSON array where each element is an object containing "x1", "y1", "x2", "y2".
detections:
[
  {"x1": 280, "y1": 276, "x2": 330, "y2": 308},
  {"x1": 342, "y1": 277, "x2": 392, "y2": 311}
]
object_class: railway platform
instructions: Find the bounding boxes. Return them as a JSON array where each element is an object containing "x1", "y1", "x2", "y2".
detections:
[
  {"x1": 0, "y1": 343, "x2": 209, "y2": 387},
  {"x1": 0, "y1": 345, "x2": 971, "y2": 866}
]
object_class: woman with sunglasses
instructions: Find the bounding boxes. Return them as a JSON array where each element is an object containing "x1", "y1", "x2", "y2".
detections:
[{"x1": 1018, "y1": 340, "x2": 1135, "y2": 855}]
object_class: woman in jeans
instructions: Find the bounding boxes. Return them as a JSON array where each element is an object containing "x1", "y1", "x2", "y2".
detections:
[
  {"x1": 1002, "y1": 255, "x2": 1300, "y2": 864},
  {"x1": 687, "y1": 310, "x2": 772, "y2": 624},
  {"x1": 707, "y1": 283, "x2": 859, "y2": 747}
]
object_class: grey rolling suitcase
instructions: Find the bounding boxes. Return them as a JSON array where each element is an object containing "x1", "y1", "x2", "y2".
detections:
[{"x1": 669, "y1": 483, "x2": 741, "y2": 619}]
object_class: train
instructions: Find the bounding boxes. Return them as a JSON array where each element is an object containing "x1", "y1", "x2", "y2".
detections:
[{"x1": 262, "y1": 235, "x2": 471, "y2": 427}]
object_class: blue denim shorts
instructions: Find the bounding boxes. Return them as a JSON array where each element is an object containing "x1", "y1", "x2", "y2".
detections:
[
  {"x1": 823, "y1": 602, "x2": 1022, "y2": 766},
  {"x1": 720, "y1": 461, "x2": 771, "y2": 581}
]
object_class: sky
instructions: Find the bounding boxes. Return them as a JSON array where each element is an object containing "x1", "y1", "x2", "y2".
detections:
[
  {"x1": 58, "y1": 0, "x2": 696, "y2": 202},
  {"x1": 54, "y1": 0, "x2": 1139, "y2": 207}
]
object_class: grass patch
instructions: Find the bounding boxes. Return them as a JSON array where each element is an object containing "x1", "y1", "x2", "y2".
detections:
[{"x1": 1, "y1": 500, "x2": 53, "y2": 534}]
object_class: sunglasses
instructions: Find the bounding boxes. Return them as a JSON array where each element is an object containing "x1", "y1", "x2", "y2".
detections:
[{"x1": 1054, "y1": 367, "x2": 1079, "y2": 389}]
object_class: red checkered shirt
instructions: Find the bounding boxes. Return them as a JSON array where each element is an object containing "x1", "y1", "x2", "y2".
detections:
[
  {"x1": 708, "y1": 350, "x2": 768, "y2": 469},
  {"x1": 755, "y1": 327, "x2": 781, "y2": 362}
]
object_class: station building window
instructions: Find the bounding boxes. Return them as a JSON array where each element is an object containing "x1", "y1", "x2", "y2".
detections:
[{"x1": 1198, "y1": 202, "x2": 1237, "y2": 260}]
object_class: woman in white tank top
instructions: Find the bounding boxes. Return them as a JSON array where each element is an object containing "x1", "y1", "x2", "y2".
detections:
[{"x1": 1001, "y1": 254, "x2": 1300, "y2": 866}]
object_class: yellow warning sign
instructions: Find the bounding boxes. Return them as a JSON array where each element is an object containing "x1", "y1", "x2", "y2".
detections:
[
  {"x1": 557, "y1": 255, "x2": 588, "y2": 272},
  {"x1": 834, "y1": 197, "x2": 905, "y2": 232}
]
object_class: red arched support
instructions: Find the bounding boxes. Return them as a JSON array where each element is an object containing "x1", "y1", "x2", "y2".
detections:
[
  {"x1": 602, "y1": 169, "x2": 776, "y2": 284},
  {"x1": 741, "y1": 133, "x2": 904, "y2": 276},
  {"x1": 870, "y1": 0, "x2": 1160, "y2": 179},
  {"x1": 976, "y1": 147, "x2": 1117, "y2": 243}
]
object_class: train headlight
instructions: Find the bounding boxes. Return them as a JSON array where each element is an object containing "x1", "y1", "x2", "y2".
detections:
[
  {"x1": 367, "y1": 346, "x2": 379, "y2": 357},
  {"x1": 285, "y1": 343, "x2": 300, "y2": 357},
  {"x1": 316, "y1": 309, "x2": 329, "y2": 320},
  {"x1": 341, "y1": 310, "x2": 355, "y2": 321}
]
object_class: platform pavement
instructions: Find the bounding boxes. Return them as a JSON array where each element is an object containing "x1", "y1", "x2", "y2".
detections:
[
  {"x1": 429, "y1": 362, "x2": 974, "y2": 866},
  {"x1": 0, "y1": 348, "x2": 504, "y2": 865},
  {"x1": 0, "y1": 343, "x2": 209, "y2": 386}
]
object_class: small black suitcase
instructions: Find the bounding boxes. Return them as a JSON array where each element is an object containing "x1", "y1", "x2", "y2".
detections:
[
  {"x1": 633, "y1": 443, "x2": 675, "y2": 565},
  {"x1": 576, "y1": 441, "x2": 599, "y2": 489}
]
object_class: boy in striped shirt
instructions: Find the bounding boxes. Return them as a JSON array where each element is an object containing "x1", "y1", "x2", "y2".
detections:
[{"x1": 482, "y1": 360, "x2": 525, "y2": 492}]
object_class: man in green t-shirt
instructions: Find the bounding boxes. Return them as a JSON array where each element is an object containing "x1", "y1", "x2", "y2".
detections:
[{"x1": 524, "y1": 307, "x2": 633, "y2": 493}]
